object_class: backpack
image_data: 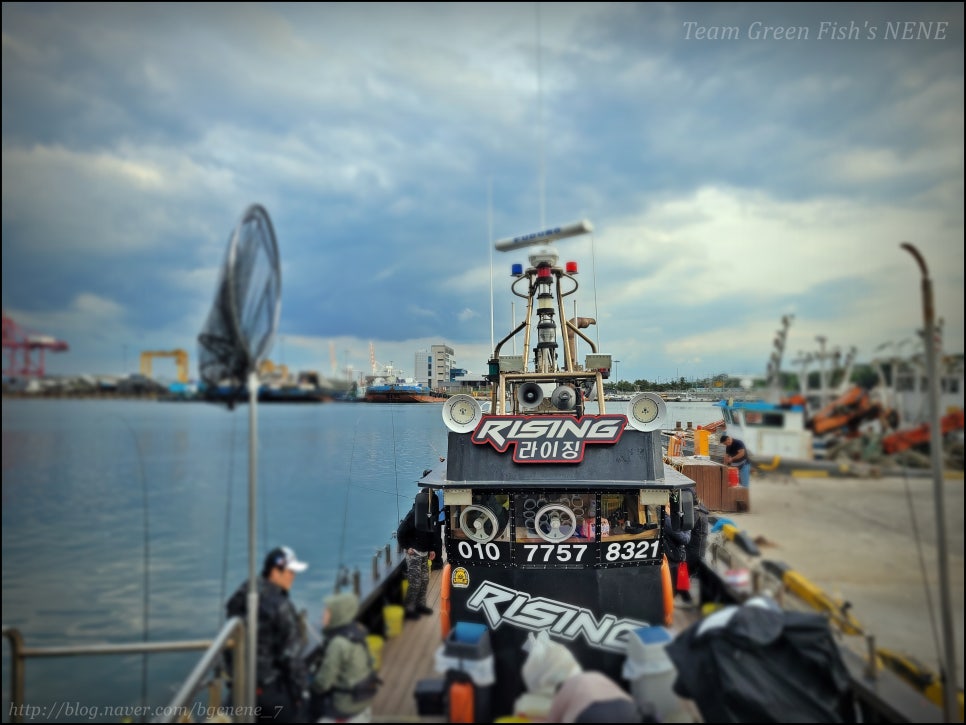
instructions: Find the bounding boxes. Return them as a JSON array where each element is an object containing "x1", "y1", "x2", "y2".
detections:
[{"x1": 307, "y1": 623, "x2": 383, "y2": 705}]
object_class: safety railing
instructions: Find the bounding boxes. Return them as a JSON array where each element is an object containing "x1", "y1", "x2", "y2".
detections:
[{"x1": 2, "y1": 618, "x2": 247, "y2": 724}]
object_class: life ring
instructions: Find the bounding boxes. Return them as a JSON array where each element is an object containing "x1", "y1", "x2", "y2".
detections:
[
  {"x1": 440, "y1": 562, "x2": 452, "y2": 639},
  {"x1": 661, "y1": 555, "x2": 673, "y2": 626}
]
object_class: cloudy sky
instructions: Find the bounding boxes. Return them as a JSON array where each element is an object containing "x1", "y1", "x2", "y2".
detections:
[{"x1": 2, "y1": 2, "x2": 963, "y2": 385}]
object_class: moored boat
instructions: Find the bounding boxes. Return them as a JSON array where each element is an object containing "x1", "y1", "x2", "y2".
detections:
[
  {"x1": 364, "y1": 364, "x2": 447, "y2": 403},
  {"x1": 364, "y1": 382, "x2": 445, "y2": 403}
]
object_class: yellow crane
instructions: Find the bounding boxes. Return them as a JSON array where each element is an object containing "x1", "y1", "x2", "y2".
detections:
[{"x1": 140, "y1": 349, "x2": 189, "y2": 383}]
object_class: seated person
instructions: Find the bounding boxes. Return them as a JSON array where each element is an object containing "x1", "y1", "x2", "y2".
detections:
[{"x1": 580, "y1": 504, "x2": 610, "y2": 539}]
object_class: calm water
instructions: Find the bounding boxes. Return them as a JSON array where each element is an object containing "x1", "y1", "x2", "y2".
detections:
[{"x1": 1, "y1": 398, "x2": 450, "y2": 721}]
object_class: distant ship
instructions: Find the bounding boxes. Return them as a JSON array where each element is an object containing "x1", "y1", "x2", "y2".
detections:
[{"x1": 364, "y1": 364, "x2": 446, "y2": 403}]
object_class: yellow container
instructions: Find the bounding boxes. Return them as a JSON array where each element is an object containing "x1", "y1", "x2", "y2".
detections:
[
  {"x1": 383, "y1": 604, "x2": 405, "y2": 639},
  {"x1": 695, "y1": 429, "x2": 710, "y2": 457},
  {"x1": 366, "y1": 634, "x2": 385, "y2": 671}
]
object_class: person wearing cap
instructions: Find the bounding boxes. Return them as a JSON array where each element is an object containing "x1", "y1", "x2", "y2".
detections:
[
  {"x1": 225, "y1": 545, "x2": 310, "y2": 722},
  {"x1": 720, "y1": 433, "x2": 752, "y2": 487}
]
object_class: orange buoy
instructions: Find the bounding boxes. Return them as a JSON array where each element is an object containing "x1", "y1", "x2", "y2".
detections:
[
  {"x1": 661, "y1": 555, "x2": 674, "y2": 626},
  {"x1": 440, "y1": 562, "x2": 452, "y2": 639}
]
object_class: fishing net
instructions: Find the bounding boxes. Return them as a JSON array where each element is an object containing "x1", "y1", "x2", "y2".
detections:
[{"x1": 198, "y1": 204, "x2": 281, "y2": 406}]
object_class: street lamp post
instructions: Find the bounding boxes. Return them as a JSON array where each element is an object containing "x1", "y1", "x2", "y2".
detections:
[
  {"x1": 614, "y1": 360, "x2": 620, "y2": 392},
  {"x1": 902, "y1": 243, "x2": 958, "y2": 722}
]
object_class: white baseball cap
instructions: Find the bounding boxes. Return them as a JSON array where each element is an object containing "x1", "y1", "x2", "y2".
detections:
[{"x1": 265, "y1": 545, "x2": 308, "y2": 573}]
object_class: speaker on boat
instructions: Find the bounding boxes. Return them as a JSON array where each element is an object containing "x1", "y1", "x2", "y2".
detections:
[
  {"x1": 516, "y1": 382, "x2": 544, "y2": 409},
  {"x1": 459, "y1": 497, "x2": 508, "y2": 543},
  {"x1": 550, "y1": 385, "x2": 576, "y2": 411}
]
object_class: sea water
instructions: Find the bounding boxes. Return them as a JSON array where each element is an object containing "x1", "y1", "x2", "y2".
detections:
[{"x1": 1, "y1": 398, "x2": 448, "y2": 722}]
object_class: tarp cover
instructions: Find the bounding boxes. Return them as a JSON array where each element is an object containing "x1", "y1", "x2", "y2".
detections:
[{"x1": 665, "y1": 596, "x2": 853, "y2": 723}]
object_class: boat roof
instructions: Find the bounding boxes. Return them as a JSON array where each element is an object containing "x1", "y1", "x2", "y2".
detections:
[
  {"x1": 418, "y1": 460, "x2": 696, "y2": 490},
  {"x1": 717, "y1": 399, "x2": 806, "y2": 412}
]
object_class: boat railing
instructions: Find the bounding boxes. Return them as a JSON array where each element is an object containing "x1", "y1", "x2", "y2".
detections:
[{"x1": 2, "y1": 618, "x2": 248, "y2": 724}]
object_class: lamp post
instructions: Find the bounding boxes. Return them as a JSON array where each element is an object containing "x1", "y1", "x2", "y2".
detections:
[
  {"x1": 902, "y1": 242, "x2": 958, "y2": 722},
  {"x1": 614, "y1": 360, "x2": 620, "y2": 392}
]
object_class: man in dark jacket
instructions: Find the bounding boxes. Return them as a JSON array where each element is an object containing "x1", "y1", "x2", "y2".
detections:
[
  {"x1": 396, "y1": 495, "x2": 441, "y2": 620},
  {"x1": 226, "y1": 546, "x2": 310, "y2": 723},
  {"x1": 721, "y1": 433, "x2": 752, "y2": 487}
]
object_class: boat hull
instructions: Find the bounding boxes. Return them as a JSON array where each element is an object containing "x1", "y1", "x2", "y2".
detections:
[{"x1": 364, "y1": 386, "x2": 444, "y2": 403}]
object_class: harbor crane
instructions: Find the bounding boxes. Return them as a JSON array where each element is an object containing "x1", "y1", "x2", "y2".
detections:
[
  {"x1": 2, "y1": 312, "x2": 69, "y2": 377},
  {"x1": 140, "y1": 349, "x2": 189, "y2": 383}
]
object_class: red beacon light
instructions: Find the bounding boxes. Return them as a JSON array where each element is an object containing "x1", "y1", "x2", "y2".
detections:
[
  {"x1": 565, "y1": 261, "x2": 578, "y2": 274},
  {"x1": 536, "y1": 266, "x2": 553, "y2": 280}
]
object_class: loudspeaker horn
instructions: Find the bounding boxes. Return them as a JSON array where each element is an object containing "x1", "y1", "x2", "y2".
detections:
[
  {"x1": 516, "y1": 381, "x2": 545, "y2": 408},
  {"x1": 550, "y1": 385, "x2": 576, "y2": 410}
]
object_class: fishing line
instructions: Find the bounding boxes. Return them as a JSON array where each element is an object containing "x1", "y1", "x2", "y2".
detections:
[
  {"x1": 391, "y1": 404, "x2": 401, "y2": 524},
  {"x1": 428, "y1": 438, "x2": 446, "y2": 463},
  {"x1": 335, "y1": 415, "x2": 362, "y2": 590},
  {"x1": 114, "y1": 414, "x2": 151, "y2": 712}
]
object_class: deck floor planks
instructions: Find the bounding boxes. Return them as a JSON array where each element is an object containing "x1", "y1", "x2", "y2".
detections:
[{"x1": 371, "y1": 567, "x2": 446, "y2": 722}]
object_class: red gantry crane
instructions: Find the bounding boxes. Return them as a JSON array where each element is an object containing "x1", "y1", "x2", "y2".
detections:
[{"x1": 2, "y1": 312, "x2": 69, "y2": 378}]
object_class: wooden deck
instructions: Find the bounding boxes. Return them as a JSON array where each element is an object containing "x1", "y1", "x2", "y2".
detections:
[{"x1": 371, "y1": 567, "x2": 446, "y2": 722}]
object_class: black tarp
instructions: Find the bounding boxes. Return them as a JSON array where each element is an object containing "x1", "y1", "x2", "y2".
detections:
[{"x1": 665, "y1": 596, "x2": 853, "y2": 723}]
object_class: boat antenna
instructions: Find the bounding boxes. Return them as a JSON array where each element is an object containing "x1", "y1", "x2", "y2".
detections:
[
  {"x1": 489, "y1": 178, "x2": 495, "y2": 352},
  {"x1": 591, "y1": 233, "x2": 601, "y2": 348},
  {"x1": 536, "y1": 2, "x2": 545, "y2": 229},
  {"x1": 901, "y1": 241, "x2": 958, "y2": 722}
]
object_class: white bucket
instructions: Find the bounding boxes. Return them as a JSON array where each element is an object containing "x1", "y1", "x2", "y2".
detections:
[{"x1": 622, "y1": 626, "x2": 689, "y2": 723}]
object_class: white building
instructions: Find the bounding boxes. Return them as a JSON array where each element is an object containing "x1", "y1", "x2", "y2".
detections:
[{"x1": 415, "y1": 344, "x2": 455, "y2": 390}]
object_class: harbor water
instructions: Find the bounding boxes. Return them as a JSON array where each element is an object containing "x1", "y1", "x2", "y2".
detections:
[{"x1": 1, "y1": 398, "x2": 449, "y2": 721}]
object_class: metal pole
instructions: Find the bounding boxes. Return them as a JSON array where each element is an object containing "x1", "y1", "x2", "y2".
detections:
[
  {"x1": 246, "y1": 370, "x2": 259, "y2": 722},
  {"x1": 901, "y1": 242, "x2": 958, "y2": 722}
]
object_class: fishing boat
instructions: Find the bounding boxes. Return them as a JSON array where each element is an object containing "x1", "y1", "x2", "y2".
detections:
[
  {"x1": 409, "y1": 219, "x2": 702, "y2": 719},
  {"x1": 363, "y1": 220, "x2": 959, "y2": 722}
]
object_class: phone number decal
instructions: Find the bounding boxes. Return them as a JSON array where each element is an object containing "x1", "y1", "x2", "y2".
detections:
[
  {"x1": 603, "y1": 540, "x2": 660, "y2": 561},
  {"x1": 521, "y1": 543, "x2": 590, "y2": 563}
]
